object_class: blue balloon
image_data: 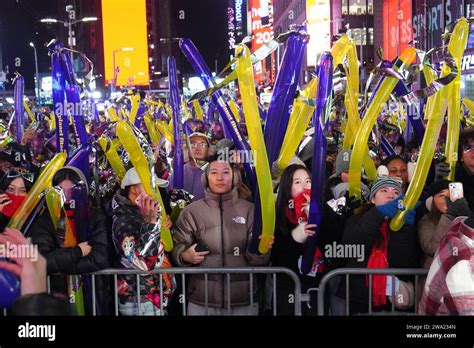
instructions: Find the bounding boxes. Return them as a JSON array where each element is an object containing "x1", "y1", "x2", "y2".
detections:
[{"x1": 0, "y1": 263, "x2": 21, "y2": 308}]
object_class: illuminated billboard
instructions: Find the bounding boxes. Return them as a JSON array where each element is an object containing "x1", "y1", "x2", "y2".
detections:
[
  {"x1": 250, "y1": 0, "x2": 275, "y2": 83},
  {"x1": 102, "y1": 0, "x2": 149, "y2": 87},
  {"x1": 383, "y1": 0, "x2": 412, "y2": 61},
  {"x1": 306, "y1": 0, "x2": 331, "y2": 67}
]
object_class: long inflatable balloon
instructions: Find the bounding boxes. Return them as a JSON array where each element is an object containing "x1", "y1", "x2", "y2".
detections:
[
  {"x1": 301, "y1": 52, "x2": 332, "y2": 275},
  {"x1": 444, "y1": 18, "x2": 469, "y2": 180},
  {"x1": 99, "y1": 135, "x2": 126, "y2": 181},
  {"x1": 263, "y1": 30, "x2": 308, "y2": 165},
  {"x1": 49, "y1": 41, "x2": 69, "y2": 154},
  {"x1": 348, "y1": 47, "x2": 416, "y2": 200},
  {"x1": 8, "y1": 152, "x2": 67, "y2": 232},
  {"x1": 156, "y1": 120, "x2": 174, "y2": 145},
  {"x1": 144, "y1": 114, "x2": 162, "y2": 146},
  {"x1": 192, "y1": 99, "x2": 204, "y2": 120},
  {"x1": 333, "y1": 36, "x2": 377, "y2": 181},
  {"x1": 179, "y1": 38, "x2": 256, "y2": 191},
  {"x1": 229, "y1": 99, "x2": 240, "y2": 122},
  {"x1": 0, "y1": 260, "x2": 20, "y2": 308},
  {"x1": 60, "y1": 49, "x2": 88, "y2": 151},
  {"x1": 168, "y1": 56, "x2": 184, "y2": 189},
  {"x1": 13, "y1": 75, "x2": 25, "y2": 143},
  {"x1": 116, "y1": 121, "x2": 173, "y2": 251},
  {"x1": 390, "y1": 65, "x2": 451, "y2": 231},
  {"x1": 235, "y1": 44, "x2": 275, "y2": 254},
  {"x1": 129, "y1": 94, "x2": 141, "y2": 124},
  {"x1": 274, "y1": 78, "x2": 318, "y2": 176}
]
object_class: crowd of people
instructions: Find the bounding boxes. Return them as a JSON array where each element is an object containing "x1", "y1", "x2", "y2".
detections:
[{"x1": 0, "y1": 98, "x2": 473, "y2": 317}]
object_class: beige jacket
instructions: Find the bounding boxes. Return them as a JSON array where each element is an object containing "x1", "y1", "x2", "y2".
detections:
[
  {"x1": 172, "y1": 186, "x2": 270, "y2": 308},
  {"x1": 418, "y1": 210, "x2": 454, "y2": 270}
]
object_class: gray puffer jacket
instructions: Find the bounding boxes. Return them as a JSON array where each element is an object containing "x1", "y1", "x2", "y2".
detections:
[{"x1": 172, "y1": 184, "x2": 270, "y2": 308}]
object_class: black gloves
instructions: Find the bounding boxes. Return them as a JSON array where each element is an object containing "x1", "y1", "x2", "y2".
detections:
[
  {"x1": 435, "y1": 156, "x2": 450, "y2": 181},
  {"x1": 445, "y1": 197, "x2": 472, "y2": 219}
]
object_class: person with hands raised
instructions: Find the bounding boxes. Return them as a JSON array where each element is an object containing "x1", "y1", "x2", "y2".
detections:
[
  {"x1": 109, "y1": 167, "x2": 175, "y2": 316},
  {"x1": 341, "y1": 176, "x2": 421, "y2": 314},
  {"x1": 270, "y1": 164, "x2": 324, "y2": 315}
]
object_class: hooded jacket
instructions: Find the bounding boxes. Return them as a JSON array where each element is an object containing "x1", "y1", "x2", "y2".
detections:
[
  {"x1": 108, "y1": 189, "x2": 175, "y2": 310},
  {"x1": 31, "y1": 166, "x2": 110, "y2": 275},
  {"x1": 341, "y1": 206, "x2": 421, "y2": 312},
  {"x1": 30, "y1": 166, "x2": 113, "y2": 315},
  {"x1": 172, "y1": 173, "x2": 270, "y2": 308}
]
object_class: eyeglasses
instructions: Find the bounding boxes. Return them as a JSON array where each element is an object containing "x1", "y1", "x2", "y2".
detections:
[
  {"x1": 462, "y1": 144, "x2": 474, "y2": 153},
  {"x1": 6, "y1": 170, "x2": 34, "y2": 183},
  {"x1": 191, "y1": 143, "x2": 208, "y2": 149}
]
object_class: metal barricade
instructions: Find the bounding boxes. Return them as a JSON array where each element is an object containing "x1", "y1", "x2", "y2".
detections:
[
  {"x1": 316, "y1": 268, "x2": 429, "y2": 316},
  {"x1": 44, "y1": 267, "x2": 304, "y2": 316}
]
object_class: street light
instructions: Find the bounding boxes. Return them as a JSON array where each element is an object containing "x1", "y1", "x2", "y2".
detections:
[
  {"x1": 112, "y1": 48, "x2": 135, "y2": 93},
  {"x1": 40, "y1": 6, "x2": 98, "y2": 60},
  {"x1": 29, "y1": 42, "x2": 40, "y2": 100}
]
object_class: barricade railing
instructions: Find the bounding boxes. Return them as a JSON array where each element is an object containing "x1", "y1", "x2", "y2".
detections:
[
  {"x1": 45, "y1": 267, "x2": 304, "y2": 316},
  {"x1": 316, "y1": 268, "x2": 429, "y2": 316}
]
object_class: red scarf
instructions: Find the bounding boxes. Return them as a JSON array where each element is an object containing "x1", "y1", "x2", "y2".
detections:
[
  {"x1": 366, "y1": 220, "x2": 389, "y2": 307},
  {"x1": 285, "y1": 189, "x2": 311, "y2": 225},
  {"x1": 2, "y1": 193, "x2": 26, "y2": 218}
]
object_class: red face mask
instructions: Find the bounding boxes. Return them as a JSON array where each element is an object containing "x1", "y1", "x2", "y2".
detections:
[
  {"x1": 285, "y1": 188, "x2": 311, "y2": 225},
  {"x1": 2, "y1": 193, "x2": 26, "y2": 218}
]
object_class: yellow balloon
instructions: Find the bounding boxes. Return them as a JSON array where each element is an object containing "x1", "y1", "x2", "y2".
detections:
[
  {"x1": 46, "y1": 188, "x2": 63, "y2": 230},
  {"x1": 192, "y1": 99, "x2": 204, "y2": 120},
  {"x1": 274, "y1": 78, "x2": 318, "y2": 176},
  {"x1": 155, "y1": 120, "x2": 174, "y2": 145},
  {"x1": 463, "y1": 97, "x2": 474, "y2": 116},
  {"x1": 23, "y1": 101, "x2": 35, "y2": 123},
  {"x1": 331, "y1": 34, "x2": 351, "y2": 67},
  {"x1": 8, "y1": 152, "x2": 67, "y2": 231},
  {"x1": 332, "y1": 36, "x2": 377, "y2": 181},
  {"x1": 349, "y1": 47, "x2": 416, "y2": 200},
  {"x1": 144, "y1": 113, "x2": 162, "y2": 145},
  {"x1": 116, "y1": 121, "x2": 173, "y2": 251},
  {"x1": 129, "y1": 94, "x2": 141, "y2": 124},
  {"x1": 390, "y1": 64, "x2": 450, "y2": 231},
  {"x1": 235, "y1": 44, "x2": 275, "y2": 254},
  {"x1": 49, "y1": 112, "x2": 56, "y2": 131},
  {"x1": 107, "y1": 106, "x2": 120, "y2": 122},
  {"x1": 445, "y1": 18, "x2": 469, "y2": 180},
  {"x1": 229, "y1": 99, "x2": 241, "y2": 122},
  {"x1": 181, "y1": 98, "x2": 192, "y2": 120},
  {"x1": 99, "y1": 135, "x2": 127, "y2": 181}
]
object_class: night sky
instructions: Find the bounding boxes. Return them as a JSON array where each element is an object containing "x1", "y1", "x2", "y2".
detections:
[{"x1": 1, "y1": 0, "x2": 230, "y2": 91}]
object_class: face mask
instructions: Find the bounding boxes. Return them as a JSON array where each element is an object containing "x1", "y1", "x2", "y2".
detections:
[
  {"x1": 2, "y1": 193, "x2": 26, "y2": 218},
  {"x1": 285, "y1": 188, "x2": 311, "y2": 225}
]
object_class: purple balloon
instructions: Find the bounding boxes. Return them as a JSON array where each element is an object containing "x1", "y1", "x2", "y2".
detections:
[
  {"x1": 67, "y1": 145, "x2": 91, "y2": 182},
  {"x1": 0, "y1": 262, "x2": 21, "y2": 308},
  {"x1": 263, "y1": 30, "x2": 308, "y2": 164},
  {"x1": 301, "y1": 52, "x2": 333, "y2": 275},
  {"x1": 179, "y1": 38, "x2": 256, "y2": 191},
  {"x1": 249, "y1": 30, "x2": 308, "y2": 253},
  {"x1": 13, "y1": 75, "x2": 25, "y2": 142},
  {"x1": 49, "y1": 40, "x2": 69, "y2": 155},
  {"x1": 381, "y1": 135, "x2": 396, "y2": 157},
  {"x1": 168, "y1": 57, "x2": 184, "y2": 189},
  {"x1": 183, "y1": 118, "x2": 207, "y2": 137},
  {"x1": 210, "y1": 121, "x2": 225, "y2": 143},
  {"x1": 61, "y1": 50, "x2": 88, "y2": 150}
]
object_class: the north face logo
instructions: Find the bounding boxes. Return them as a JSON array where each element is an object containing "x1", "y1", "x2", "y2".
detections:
[{"x1": 232, "y1": 216, "x2": 246, "y2": 224}]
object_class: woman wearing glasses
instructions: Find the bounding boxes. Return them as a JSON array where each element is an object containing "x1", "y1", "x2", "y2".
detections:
[
  {"x1": 183, "y1": 132, "x2": 212, "y2": 202},
  {"x1": 0, "y1": 168, "x2": 35, "y2": 230}
]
